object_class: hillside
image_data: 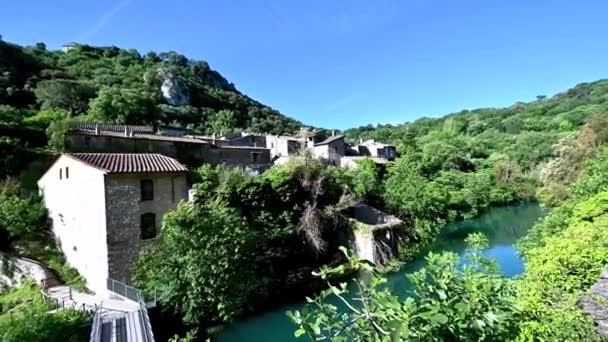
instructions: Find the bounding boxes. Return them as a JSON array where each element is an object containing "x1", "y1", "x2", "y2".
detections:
[
  {"x1": 345, "y1": 79, "x2": 608, "y2": 171},
  {"x1": 0, "y1": 38, "x2": 303, "y2": 135}
]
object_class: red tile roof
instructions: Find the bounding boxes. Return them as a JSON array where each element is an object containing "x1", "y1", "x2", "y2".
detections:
[{"x1": 65, "y1": 153, "x2": 188, "y2": 174}]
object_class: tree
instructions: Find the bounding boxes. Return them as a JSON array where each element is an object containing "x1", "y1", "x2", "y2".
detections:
[
  {"x1": 133, "y1": 200, "x2": 263, "y2": 324},
  {"x1": 0, "y1": 185, "x2": 48, "y2": 249},
  {"x1": 87, "y1": 87, "x2": 158, "y2": 125},
  {"x1": 34, "y1": 79, "x2": 95, "y2": 115},
  {"x1": 289, "y1": 235, "x2": 519, "y2": 341}
]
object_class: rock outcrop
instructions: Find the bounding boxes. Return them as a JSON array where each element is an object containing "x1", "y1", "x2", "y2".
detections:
[
  {"x1": 0, "y1": 253, "x2": 55, "y2": 291},
  {"x1": 158, "y1": 68, "x2": 190, "y2": 106},
  {"x1": 580, "y1": 267, "x2": 608, "y2": 337}
]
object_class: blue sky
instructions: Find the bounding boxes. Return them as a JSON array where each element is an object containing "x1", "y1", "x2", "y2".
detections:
[{"x1": 2, "y1": 1, "x2": 608, "y2": 129}]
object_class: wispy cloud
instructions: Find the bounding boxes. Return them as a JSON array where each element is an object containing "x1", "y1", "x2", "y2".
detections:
[
  {"x1": 80, "y1": 0, "x2": 132, "y2": 41},
  {"x1": 325, "y1": 93, "x2": 359, "y2": 112}
]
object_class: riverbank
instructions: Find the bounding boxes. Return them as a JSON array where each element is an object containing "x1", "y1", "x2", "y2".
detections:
[{"x1": 216, "y1": 201, "x2": 545, "y2": 341}]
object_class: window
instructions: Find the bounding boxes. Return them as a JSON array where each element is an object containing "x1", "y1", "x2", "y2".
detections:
[
  {"x1": 141, "y1": 179, "x2": 154, "y2": 201},
  {"x1": 251, "y1": 152, "x2": 259, "y2": 163},
  {"x1": 65, "y1": 167, "x2": 69, "y2": 179},
  {"x1": 59, "y1": 168, "x2": 62, "y2": 180},
  {"x1": 140, "y1": 213, "x2": 156, "y2": 240}
]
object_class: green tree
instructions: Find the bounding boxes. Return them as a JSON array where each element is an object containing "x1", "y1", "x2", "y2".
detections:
[
  {"x1": 289, "y1": 235, "x2": 519, "y2": 341},
  {"x1": 133, "y1": 200, "x2": 262, "y2": 324},
  {"x1": 88, "y1": 86, "x2": 158, "y2": 125},
  {"x1": 34, "y1": 79, "x2": 95, "y2": 115}
]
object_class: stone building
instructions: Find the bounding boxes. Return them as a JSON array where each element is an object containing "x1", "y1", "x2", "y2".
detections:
[
  {"x1": 65, "y1": 124, "x2": 271, "y2": 172},
  {"x1": 37, "y1": 153, "x2": 188, "y2": 293},
  {"x1": 311, "y1": 134, "x2": 345, "y2": 165},
  {"x1": 353, "y1": 140, "x2": 397, "y2": 160}
]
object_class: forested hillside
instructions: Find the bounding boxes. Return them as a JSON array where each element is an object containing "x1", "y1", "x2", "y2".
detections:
[
  {"x1": 294, "y1": 83, "x2": 608, "y2": 340},
  {"x1": 0, "y1": 37, "x2": 302, "y2": 135}
]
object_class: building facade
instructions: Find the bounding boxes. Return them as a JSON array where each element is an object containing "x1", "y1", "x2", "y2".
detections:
[
  {"x1": 38, "y1": 153, "x2": 188, "y2": 293},
  {"x1": 65, "y1": 124, "x2": 271, "y2": 172}
]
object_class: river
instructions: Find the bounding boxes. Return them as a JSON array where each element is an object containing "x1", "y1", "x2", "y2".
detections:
[{"x1": 217, "y1": 202, "x2": 545, "y2": 341}]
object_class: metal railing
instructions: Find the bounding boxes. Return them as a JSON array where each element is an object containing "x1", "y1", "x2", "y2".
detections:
[
  {"x1": 106, "y1": 278, "x2": 156, "y2": 304},
  {"x1": 89, "y1": 303, "x2": 103, "y2": 342},
  {"x1": 138, "y1": 299, "x2": 155, "y2": 342}
]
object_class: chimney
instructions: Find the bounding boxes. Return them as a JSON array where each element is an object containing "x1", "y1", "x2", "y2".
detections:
[{"x1": 95, "y1": 124, "x2": 99, "y2": 135}]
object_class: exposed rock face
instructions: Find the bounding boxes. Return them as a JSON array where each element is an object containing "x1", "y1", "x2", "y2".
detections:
[
  {"x1": 580, "y1": 267, "x2": 608, "y2": 337},
  {"x1": 0, "y1": 253, "x2": 53, "y2": 291},
  {"x1": 158, "y1": 69, "x2": 190, "y2": 106}
]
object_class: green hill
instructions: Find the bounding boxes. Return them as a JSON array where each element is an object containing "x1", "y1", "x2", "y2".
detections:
[{"x1": 0, "y1": 38, "x2": 302, "y2": 135}]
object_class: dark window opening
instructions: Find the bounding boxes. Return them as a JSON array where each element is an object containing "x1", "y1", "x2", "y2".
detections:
[
  {"x1": 140, "y1": 213, "x2": 156, "y2": 240},
  {"x1": 65, "y1": 167, "x2": 69, "y2": 179},
  {"x1": 251, "y1": 152, "x2": 259, "y2": 163},
  {"x1": 59, "y1": 168, "x2": 62, "y2": 180},
  {"x1": 141, "y1": 179, "x2": 154, "y2": 201}
]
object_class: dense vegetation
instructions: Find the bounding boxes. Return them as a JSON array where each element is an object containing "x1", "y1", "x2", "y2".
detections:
[
  {"x1": 0, "y1": 281, "x2": 90, "y2": 341},
  {"x1": 133, "y1": 153, "x2": 379, "y2": 326},
  {"x1": 292, "y1": 104, "x2": 608, "y2": 339}
]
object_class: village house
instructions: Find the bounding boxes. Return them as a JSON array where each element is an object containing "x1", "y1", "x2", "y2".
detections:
[
  {"x1": 37, "y1": 153, "x2": 189, "y2": 293},
  {"x1": 311, "y1": 133, "x2": 345, "y2": 165},
  {"x1": 352, "y1": 139, "x2": 397, "y2": 160},
  {"x1": 65, "y1": 123, "x2": 272, "y2": 173}
]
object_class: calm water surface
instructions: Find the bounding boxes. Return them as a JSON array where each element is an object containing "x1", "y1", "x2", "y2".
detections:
[{"x1": 217, "y1": 202, "x2": 545, "y2": 342}]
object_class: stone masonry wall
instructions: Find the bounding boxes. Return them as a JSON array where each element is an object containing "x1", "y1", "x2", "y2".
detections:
[{"x1": 105, "y1": 173, "x2": 187, "y2": 283}]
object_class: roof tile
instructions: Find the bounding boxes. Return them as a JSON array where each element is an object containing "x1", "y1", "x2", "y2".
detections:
[{"x1": 65, "y1": 153, "x2": 188, "y2": 173}]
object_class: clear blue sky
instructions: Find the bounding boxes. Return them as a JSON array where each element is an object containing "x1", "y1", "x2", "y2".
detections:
[{"x1": 2, "y1": 1, "x2": 608, "y2": 129}]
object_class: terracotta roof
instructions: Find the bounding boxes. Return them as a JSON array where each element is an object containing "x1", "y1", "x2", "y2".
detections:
[
  {"x1": 65, "y1": 153, "x2": 188, "y2": 173},
  {"x1": 314, "y1": 135, "x2": 344, "y2": 146},
  {"x1": 68, "y1": 130, "x2": 208, "y2": 144},
  {"x1": 73, "y1": 123, "x2": 155, "y2": 134}
]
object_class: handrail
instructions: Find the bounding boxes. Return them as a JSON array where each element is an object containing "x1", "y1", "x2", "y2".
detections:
[{"x1": 89, "y1": 302, "x2": 103, "y2": 342}]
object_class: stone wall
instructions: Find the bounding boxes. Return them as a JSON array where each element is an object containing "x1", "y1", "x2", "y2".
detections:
[
  {"x1": 66, "y1": 133, "x2": 271, "y2": 170},
  {"x1": 229, "y1": 135, "x2": 267, "y2": 148},
  {"x1": 104, "y1": 173, "x2": 188, "y2": 283},
  {"x1": 349, "y1": 204, "x2": 404, "y2": 265}
]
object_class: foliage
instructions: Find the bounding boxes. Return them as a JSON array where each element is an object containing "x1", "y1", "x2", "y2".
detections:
[
  {"x1": 519, "y1": 146, "x2": 608, "y2": 254},
  {"x1": 0, "y1": 185, "x2": 48, "y2": 248},
  {"x1": 512, "y1": 191, "x2": 608, "y2": 341},
  {"x1": 23, "y1": 108, "x2": 69, "y2": 129},
  {"x1": 133, "y1": 200, "x2": 260, "y2": 324},
  {"x1": 135, "y1": 158, "x2": 360, "y2": 325},
  {"x1": 34, "y1": 79, "x2": 95, "y2": 115},
  {"x1": 0, "y1": 281, "x2": 90, "y2": 342},
  {"x1": 289, "y1": 237, "x2": 519, "y2": 341},
  {"x1": 87, "y1": 86, "x2": 158, "y2": 125}
]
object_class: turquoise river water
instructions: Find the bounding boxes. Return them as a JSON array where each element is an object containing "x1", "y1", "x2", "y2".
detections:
[{"x1": 217, "y1": 202, "x2": 545, "y2": 341}]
